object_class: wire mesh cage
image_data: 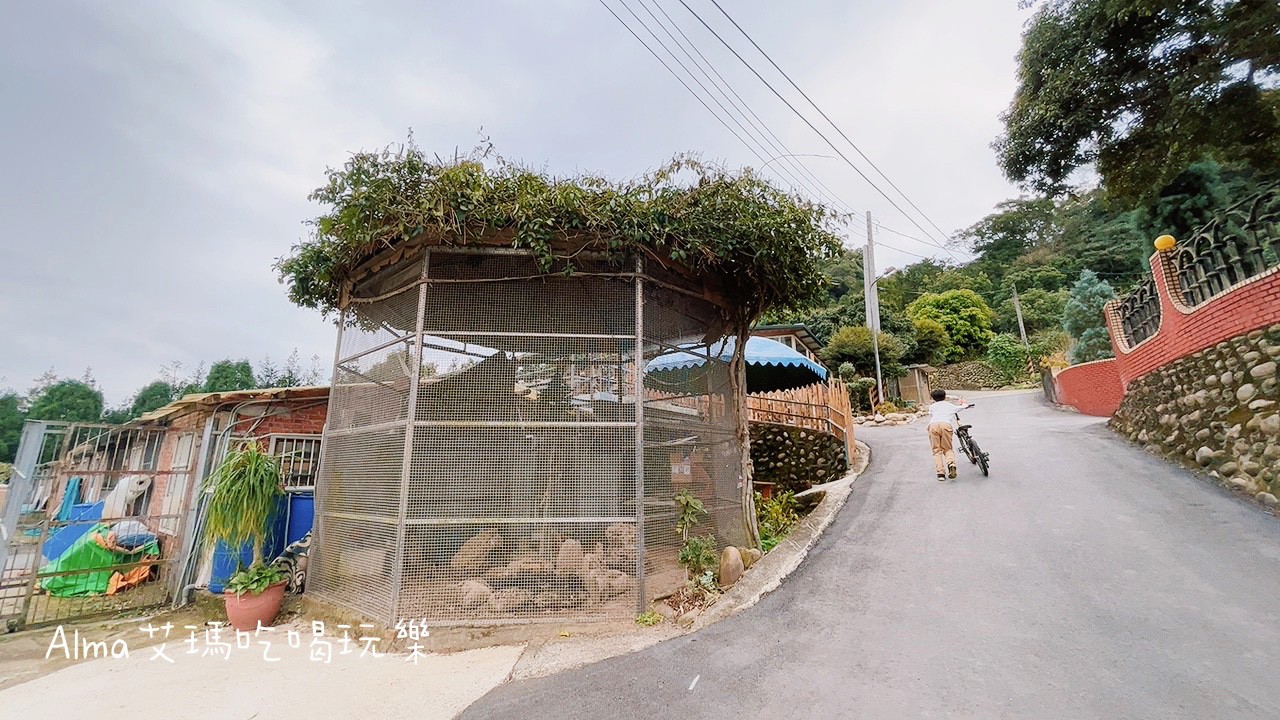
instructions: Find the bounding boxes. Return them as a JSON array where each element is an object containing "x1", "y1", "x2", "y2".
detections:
[{"x1": 309, "y1": 247, "x2": 745, "y2": 625}]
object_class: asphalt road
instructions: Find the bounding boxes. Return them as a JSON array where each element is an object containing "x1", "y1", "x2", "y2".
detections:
[{"x1": 463, "y1": 391, "x2": 1280, "y2": 719}]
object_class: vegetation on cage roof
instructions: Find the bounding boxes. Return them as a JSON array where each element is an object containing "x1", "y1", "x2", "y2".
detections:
[{"x1": 276, "y1": 138, "x2": 845, "y2": 329}]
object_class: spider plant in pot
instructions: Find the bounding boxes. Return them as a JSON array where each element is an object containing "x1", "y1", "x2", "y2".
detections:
[{"x1": 202, "y1": 441, "x2": 288, "y2": 631}]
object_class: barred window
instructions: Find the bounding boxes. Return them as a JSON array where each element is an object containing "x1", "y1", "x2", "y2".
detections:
[{"x1": 268, "y1": 434, "x2": 322, "y2": 490}]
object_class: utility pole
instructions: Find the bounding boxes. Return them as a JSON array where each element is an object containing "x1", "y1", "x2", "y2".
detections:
[
  {"x1": 864, "y1": 211, "x2": 885, "y2": 406},
  {"x1": 1012, "y1": 283, "x2": 1030, "y2": 349}
]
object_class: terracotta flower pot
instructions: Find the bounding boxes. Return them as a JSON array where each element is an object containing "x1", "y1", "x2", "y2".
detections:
[
  {"x1": 224, "y1": 580, "x2": 287, "y2": 632},
  {"x1": 754, "y1": 481, "x2": 775, "y2": 501}
]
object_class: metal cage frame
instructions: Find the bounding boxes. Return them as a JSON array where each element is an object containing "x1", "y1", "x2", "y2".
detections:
[{"x1": 308, "y1": 248, "x2": 746, "y2": 625}]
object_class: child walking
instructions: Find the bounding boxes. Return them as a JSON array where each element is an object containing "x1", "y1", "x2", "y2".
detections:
[{"x1": 926, "y1": 389, "x2": 968, "y2": 481}]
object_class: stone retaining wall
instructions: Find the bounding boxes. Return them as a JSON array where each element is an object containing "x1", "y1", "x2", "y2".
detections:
[
  {"x1": 928, "y1": 361, "x2": 1007, "y2": 391},
  {"x1": 1110, "y1": 324, "x2": 1280, "y2": 505},
  {"x1": 749, "y1": 422, "x2": 848, "y2": 495}
]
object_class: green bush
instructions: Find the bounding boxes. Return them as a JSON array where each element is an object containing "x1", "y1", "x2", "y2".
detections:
[
  {"x1": 1062, "y1": 270, "x2": 1117, "y2": 364},
  {"x1": 985, "y1": 333, "x2": 1030, "y2": 382},
  {"x1": 873, "y1": 401, "x2": 900, "y2": 415},
  {"x1": 756, "y1": 491, "x2": 801, "y2": 552},
  {"x1": 678, "y1": 534, "x2": 719, "y2": 577},
  {"x1": 906, "y1": 290, "x2": 996, "y2": 362},
  {"x1": 822, "y1": 326, "x2": 907, "y2": 380}
]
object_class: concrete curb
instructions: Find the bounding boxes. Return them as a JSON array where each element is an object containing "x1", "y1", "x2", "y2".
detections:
[{"x1": 693, "y1": 440, "x2": 870, "y2": 628}]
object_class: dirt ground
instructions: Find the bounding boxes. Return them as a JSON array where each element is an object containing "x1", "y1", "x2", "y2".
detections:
[
  {"x1": 0, "y1": 595, "x2": 231, "y2": 691},
  {"x1": 0, "y1": 591, "x2": 667, "y2": 717}
]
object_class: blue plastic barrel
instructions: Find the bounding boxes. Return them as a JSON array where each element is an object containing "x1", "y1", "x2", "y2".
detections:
[
  {"x1": 208, "y1": 497, "x2": 286, "y2": 593},
  {"x1": 286, "y1": 492, "x2": 314, "y2": 545}
]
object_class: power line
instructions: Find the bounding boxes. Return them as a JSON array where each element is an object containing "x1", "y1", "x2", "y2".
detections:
[
  {"x1": 644, "y1": 0, "x2": 858, "y2": 216},
  {"x1": 626, "y1": 0, "x2": 847, "y2": 212},
  {"x1": 676, "y1": 0, "x2": 960, "y2": 260},
  {"x1": 706, "y1": 0, "x2": 954, "y2": 245},
  {"x1": 875, "y1": 222, "x2": 968, "y2": 259},
  {"x1": 596, "y1": 1, "x2": 774, "y2": 172},
  {"x1": 600, "y1": 0, "x2": 868, "y2": 249},
  {"x1": 598, "y1": 0, "x2": 951, "y2": 265},
  {"x1": 648, "y1": 1, "x2": 945, "y2": 254},
  {"x1": 875, "y1": 244, "x2": 931, "y2": 261}
]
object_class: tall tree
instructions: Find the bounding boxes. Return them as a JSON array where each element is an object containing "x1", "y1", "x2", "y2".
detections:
[
  {"x1": 876, "y1": 259, "x2": 946, "y2": 314},
  {"x1": 130, "y1": 381, "x2": 178, "y2": 418},
  {"x1": 821, "y1": 248, "x2": 865, "y2": 302},
  {"x1": 202, "y1": 360, "x2": 257, "y2": 393},
  {"x1": 0, "y1": 393, "x2": 25, "y2": 463},
  {"x1": 998, "y1": 0, "x2": 1280, "y2": 202},
  {"x1": 961, "y1": 198, "x2": 1057, "y2": 281},
  {"x1": 821, "y1": 327, "x2": 907, "y2": 381},
  {"x1": 1063, "y1": 269, "x2": 1118, "y2": 363},
  {"x1": 995, "y1": 287, "x2": 1069, "y2": 336},
  {"x1": 1052, "y1": 193, "x2": 1150, "y2": 286},
  {"x1": 26, "y1": 380, "x2": 104, "y2": 423},
  {"x1": 906, "y1": 290, "x2": 996, "y2": 362}
]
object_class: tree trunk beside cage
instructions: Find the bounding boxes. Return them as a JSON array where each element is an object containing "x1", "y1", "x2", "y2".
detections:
[{"x1": 729, "y1": 325, "x2": 761, "y2": 549}]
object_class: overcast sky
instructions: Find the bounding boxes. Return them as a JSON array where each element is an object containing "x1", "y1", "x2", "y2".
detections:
[{"x1": 0, "y1": 0, "x2": 1027, "y2": 406}]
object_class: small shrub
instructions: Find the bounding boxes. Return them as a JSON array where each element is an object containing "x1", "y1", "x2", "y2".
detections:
[
  {"x1": 985, "y1": 333, "x2": 1030, "y2": 383},
  {"x1": 668, "y1": 574, "x2": 721, "y2": 615},
  {"x1": 678, "y1": 534, "x2": 718, "y2": 577},
  {"x1": 674, "y1": 489, "x2": 707, "y2": 540},
  {"x1": 756, "y1": 491, "x2": 801, "y2": 552},
  {"x1": 845, "y1": 377, "x2": 876, "y2": 412},
  {"x1": 635, "y1": 610, "x2": 664, "y2": 627},
  {"x1": 873, "y1": 401, "x2": 900, "y2": 415}
]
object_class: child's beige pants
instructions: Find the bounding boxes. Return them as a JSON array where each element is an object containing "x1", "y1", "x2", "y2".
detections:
[{"x1": 928, "y1": 422, "x2": 956, "y2": 475}]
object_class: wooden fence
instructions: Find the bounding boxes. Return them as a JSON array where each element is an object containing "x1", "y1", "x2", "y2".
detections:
[
  {"x1": 646, "y1": 378, "x2": 855, "y2": 457},
  {"x1": 746, "y1": 378, "x2": 855, "y2": 456}
]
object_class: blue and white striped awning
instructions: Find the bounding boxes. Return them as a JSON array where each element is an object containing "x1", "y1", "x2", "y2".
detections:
[{"x1": 647, "y1": 336, "x2": 827, "y2": 381}]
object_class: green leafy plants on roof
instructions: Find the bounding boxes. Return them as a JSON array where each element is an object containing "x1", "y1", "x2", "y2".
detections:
[{"x1": 276, "y1": 138, "x2": 844, "y2": 328}]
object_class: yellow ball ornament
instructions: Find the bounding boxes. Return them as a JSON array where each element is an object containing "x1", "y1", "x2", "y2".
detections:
[{"x1": 1154, "y1": 234, "x2": 1176, "y2": 252}]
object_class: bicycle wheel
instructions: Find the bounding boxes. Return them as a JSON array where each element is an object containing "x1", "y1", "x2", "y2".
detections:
[
  {"x1": 970, "y1": 438, "x2": 990, "y2": 476},
  {"x1": 958, "y1": 433, "x2": 977, "y2": 464}
]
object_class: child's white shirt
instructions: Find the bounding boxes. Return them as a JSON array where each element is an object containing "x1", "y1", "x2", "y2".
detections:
[{"x1": 927, "y1": 401, "x2": 965, "y2": 427}]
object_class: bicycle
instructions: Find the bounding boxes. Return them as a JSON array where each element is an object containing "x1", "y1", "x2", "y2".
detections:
[{"x1": 954, "y1": 409, "x2": 989, "y2": 477}]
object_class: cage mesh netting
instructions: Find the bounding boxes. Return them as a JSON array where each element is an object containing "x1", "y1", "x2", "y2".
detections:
[{"x1": 308, "y1": 249, "x2": 745, "y2": 624}]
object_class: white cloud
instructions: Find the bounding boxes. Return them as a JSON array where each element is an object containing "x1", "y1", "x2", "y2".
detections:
[{"x1": 0, "y1": 0, "x2": 1033, "y2": 404}]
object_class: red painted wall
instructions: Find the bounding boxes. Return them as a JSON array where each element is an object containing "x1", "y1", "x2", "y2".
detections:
[
  {"x1": 1107, "y1": 255, "x2": 1280, "y2": 388},
  {"x1": 1053, "y1": 253, "x2": 1279, "y2": 418},
  {"x1": 1054, "y1": 359, "x2": 1124, "y2": 417}
]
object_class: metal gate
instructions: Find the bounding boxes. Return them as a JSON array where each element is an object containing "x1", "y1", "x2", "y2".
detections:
[{"x1": 1, "y1": 422, "x2": 197, "y2": 631}]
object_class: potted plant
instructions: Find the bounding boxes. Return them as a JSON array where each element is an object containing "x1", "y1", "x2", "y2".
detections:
[{"x1": 202, "y1": 441, "x2": 288, "y2": 631}]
